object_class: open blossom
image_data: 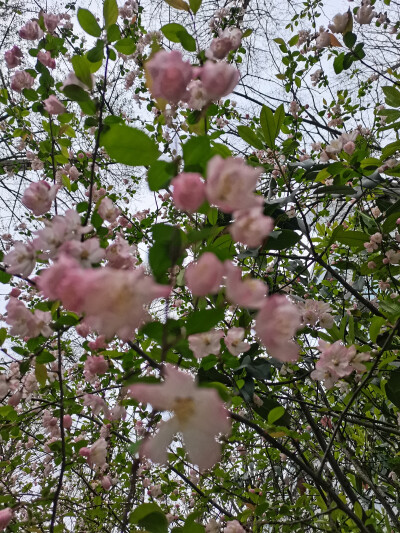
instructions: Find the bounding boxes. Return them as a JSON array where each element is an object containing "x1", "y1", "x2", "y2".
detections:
[
  {"x1": 200, "y1": 61, "x2": 240, "y2": 100},
  {"x1": 146, "y1": 50, "x2": 193, "y2": 103},
  {"x1": 328, "y1": 11, "x2": 350, "y2": 33},
  {"x1": 128, "y1": 365, "x2": 231, "y2": 470},
  {"x1": 255, "y1": 295, "x2": 301, "y2": 362},
  {"x1": 22, "y1": 181, "x2": 59, "y2": 216},
  {"x1": 0, "y1": 508, "x2": 13, "y2": 531},
  {"x1": 4, "y1": 241, "x2": 36, "y2": 277},
  {"x1": 206, "y1": 27, "x2": 242, "y2": 60},
  {"x1": 185, "y1": 253, "x2": 224, "y2": 296},
  {"x1": 80, "y1": 438, "x2": 108, "y2": 468},
  {"x1": 229, "y1": 207, "x2": 274, "y2": 248},
  {"x1": 316, "y1": 31, "x2": 331, "y2": 49},
  {"x1": 63, "y1": 414, "x2": 73, "y2": 429},
  {"x1": 385, "y1": 249, "x2": 400, "y2": 265},
  {"x1": 188, "y1": 330, "x2": 224, "y2": 359},
  {"x1": 310, "y1": 340, "x2": 360, "y2": 388},
  {"x1": 6, "y1": 298, "x2": 52, "y2": 339},
  {"x1": 171, "y1": 172, "x2": 206, "y2": 212},
  {"x1": 98, "y1": 197, "x2": 119, "y2": 222},
  {"x1": 225, "y1": 261, "x2": 267, "y2": 308},
  {"x1": 186, "y1": 79, "x2": 209, "y2": 110},
  {"x1": 206, "y1": 156, "x2": 263, "y2": 213},
  {"x1": 224, "y1": 520, "x2": 245, "y2": 533},
  {"x1": 106, "y1": 235, "x2": 137, "y2": 270},
  {"x1": 224, "y1": 327, "x2": 250, "y2": 356},
  {"x1": 43, "y1": 13, "x2": 60, "y2": 33},
  {"x1": 59, "y1": 238, "x2": 105, "y2": 267},
  {"x1": 38, "y1": 50, "x2": 56, "y2": 69},
  {"x1": 11, "y1": 70, "x2": 34, "y2": 92},
  {"x1": 301, "y1": 299, "x2": 334, "y2": 329},
  {"x1": 4, "y1": 46, "x2": 23, "y2": 69},
  {"x1": 19, "y1": 20, "x2": 43, "y2": 40},
  {"x1": 355, "y1": 0, "x2": 375, "y2": 25},
  {"x1": 84, "y1": 356, "x2": 108, "y2": 382},
  {"x1": 83, "y1": 394, "x2": 109, "y2": 416},
  {"x1": 44, "y1": 95, "x2": 65, "y2": 114},
  {"x1": 37, "y1": 255, "x2": 171, "y2": 340},
  {"x1": 61, "y1": 72, "x2": 93, "y2": 91}
]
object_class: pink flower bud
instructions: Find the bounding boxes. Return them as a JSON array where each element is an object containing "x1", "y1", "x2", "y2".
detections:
[
  {"x1": 4, "y1": 46, "x2": 23, "y2": 69},
  {"x1": 63, "y1": 415, "x2": 73, "y2": 429},
  {"x1": 19, "y1": 20, "x2": 43, "y2": 40},
  {"x1": 185, "y1": 253, "x2": 224, "y2": 296},
  {"x1": 21, "y1": 181, "x2": 59, "y2": 216},
  {"x1": 199, "y1": 61, "x2": 240, "y2": 100},
  {"x1": 101, "y1": 476, "x2": 112, "y2": 490},
  {"x1": 0, "y1": 508, "x2": 13, "y2": 531},
  {"x1": 43, "y1": 95, "x2": 65, "y2": 115},
  {"x1": 146, "y1": 50, "x2": 193, "y2": 103},
  {"x1": 343, "y1": 141, "x2": 355, "y2": 155},
  {"x1": 171, "y1": 173, "x2": 206, "y2": 212},
  {"x1": 43, "y1": 13, "x2": 60, "y2": 33},
  {"x1": 37, "y1": 50, "x2": 56, "y2": 69},
  {"x1": 11, "y1": 70, "x2": 34, "y2": 92}
]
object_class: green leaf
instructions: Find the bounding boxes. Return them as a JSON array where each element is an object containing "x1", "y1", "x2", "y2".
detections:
[
  {"x1": 164, "y1": 0, "x2": 190, "y2": 11},
  {"x1": 267, "y1": 406, "x2": 285, "y2": 425},
  {"x1": 237, "y1": 125, "x2": 264, "y2": 150},
  {"x1": 382, "y1": 212, "x2": 400, "y2": 234},
  {"x1": 182, "y1": 136, "x2": 211, "y2": 172},
  {"x1": 36, "y1": 351, "x2": 56, "y2": 364},
  {"x1": 382, "y1": 86, "x2": 400, "y2": 108},
  {"x1": 332, "y1": 227, "x2": 369, "y2": 248},
  {"x1": 130, "y1": 503, "x2": 168, "y2": 533},
  {"x1": 107, "y1": 24, "x2": 121, "y2": 42},
  {"x1": 385, "y1": 369, "x2": 400, "y2": 409},
  {"x1": 0, "y1": 405, "x2": 18, "y2": 421},
  {"x1": 35, "y1": 363, "x2": 47, "y2": 388},
  {"x1": 71, "y1": 56, "x2": 93, "y2": 89},
  {"x1": 77, "y1": 8, "x2": 102, "y2": 37},
  {"x1": 369, "y1": 316, "x2": 386, "y2": 343},
  {"x1": 161, "y1": 24, "x2": 196, "y2": 51},
  {"x1": 87, "y1": 41, "x2": 104, "y2": 63},
  {"x1": 333, "y1": 53, "x2": 344, "y2": 75},
  {"x1": 207, "y1": 207, "x2": 218, "y2": 225},
  {"x1": 263, "y1": 229, "x2": 301, "y2": 250},
  {"x1": 260, "y1": 105, "x2": 284, "y2": 148},
  {"x1": 316, "y1": 185, "x2": 356, "y2": 195},
  {"x1": 147, "y1": 160, "x2": 176, "y2": 191},
  {"x1": 0, "y1": 328, "x2": 6, "y2": 347},
  {"x1": 186, "y1": 307, "x2": 225, "y2": 335},
  {"x1": 62, "y1": 85, "x2": 91, "y2": 102},
  {"x1": 0, "y1": 270, "x2": 12, "y2": 284},
  {"x1": 114, "y1": 38, "x2": 136, "y2": 55},
  {"x1": 101, "y1": 125, "x2": 160, "y2": 166},
  {"x1": 104, "y1": 0, "x2": 119, "y2": 28},
  {"x1": 149, "y1": 224, "x2": 183, "y2": 283},
  {"x1": 189, "y1": 0, "x2": 202, "y2": 14}
]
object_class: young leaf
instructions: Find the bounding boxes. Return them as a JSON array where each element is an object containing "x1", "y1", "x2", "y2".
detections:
[
  {"x1": 100, "y1": 125, "x2": 160, "y2": 166},
  {"x1": 189, "y1": 0, "x2": 202, "y2": 14},
  {"x1": 77, "y1": 8, "x2": 102, "y2": 38},
  {"x1": 103, "y1": 0, "x2": 119, "y2": 28}
]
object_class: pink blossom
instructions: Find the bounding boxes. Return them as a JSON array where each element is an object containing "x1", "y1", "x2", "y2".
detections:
[
  {"x1": 355, "y1": 0, "x2": 375, "y2": 25},
  {"x1": 68, "y1": 165, "x2": 80, "y2": 180},
  {"x1": 301, "y1": 300, "x2": 333, "y2": 329},
  {"x1": 224, "y1": 327, "x2": 250, "y2": 356},
  {"x1": 22, "y1": 181, "x2": 59, "y2": 216},
  {"x1": 367, "y1": 261, "x2": 376, "y2": 269},
  {"x1": 128, "y1": 365, "x2": 230, "y2": 470},
  {"x1": 43, "y1": 13, "x2": 60, "y2": 33},
  {"x1": 223, "y1": 520, "x2": 245, "y2": 533},
  {"x1": 83, "y1": 394, "x2": 108, "y2": 417},
  {"x1": 63, "y1": 414, "x2": 73, "y2": 429},
  {"x1": 19, "y1": 20, "x2": 43, "y2": 40},
  {"x1": 61, "y1": 72, "x2": 92, "y2": 91},
  {"x1": 43, "y1": 94, "x2": 65, "y2": 114},
  {"x1": 328, "y1": 12, "x2": 350, "y2": 33},
  {"x1": 98, "y1": 197, "x2": 119, "y2": 222},
  {"x1": 185, "y1": 253, "x2": 224, "y2": 296},
  {"x1": 225, "y1": 261, "x2": 267, "y2": 308},
  {"x1": 171, "y1": 173, "x2": 206, "y2": 212},
  {"x1": 6, "y1": 298, "x2": 52, "y2": 339},
  {"x1": 4, "y1": 46, "x2": 23, "y2": 69},
  {"x1": 206, "y1": 156, "x2": 263, "y2": 213},
  {"x1": 187, "y1": 80, "x2": 209, "y2": 110},
  {"x1": 37, "y1": 256, "x2": 171, "y2": 340},
  {"x1": 0, "y1": 508, "x2": 13, "y2": 531},
  {"x1": 385, "y1": 249, "x2": 400, "y2": 265},
  {"x1": 146, "y1": 50, "x2": 193, "y2": 103},
  {"x1": 310, "y1": 340, "x2": 356, "y2": 389},
  {"x1": 4, "y1": 241, "x2": 36, "y2": 277},
  {"x1": 316, "y1": 31, "x2": 331, "y2": 49},
  {"x1": 84, "y1": 356, "x2": 108, "y2": 382},
  {"x1": 188, "y1": 330, "x2": 224, "y2": 359},
  {"x1": 230, "y1": 207, "x2": 274, "y2": 248},
  {"x1": 106, "y1": 235, "x2": 137, "y2": 270},
  {"x1": 88, "y1": 335, "x2": 107, "y2": 351},
  {"x1": 101, "y1": 476, "x2": 112, "y2": 490},
  {"x1": 255, "y1": 295, "x2": 301, "y2": 362},
  {"x1": 200, "y1": 61, "x2": 240, "y2": 100},
  {"x1": 11, "y1": 70, "x2": 34, "y2": 92},
  {"x1": 37, "y1": 51, "x2": 56, "y2": 69},
  {"x1": 82, "y1": 438, "x2": 108, "y2": 468},
  {"x1": 206, "y1": 27, "x2": 242, "y2": 60},
  {"x1": 59, "y1": 238, "x2": 105, "y2": 267},
  {"x1": 343, "y1": 141, "x2": 355, "y2": 155}
]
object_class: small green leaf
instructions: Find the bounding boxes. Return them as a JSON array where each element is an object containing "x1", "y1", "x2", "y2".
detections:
[
  {"x1": 101, "y1": 125, "x2": 160, "y2": 166},
  {"x1": 35, "y1": 362, "x2": 48, "y2": 388},
  {"x1": 62, "y1": 85, "x2": 91, "y2": 102},
  {"x1": 71, "y1": 55, "x2": 93, "y2": 89},
  {"x1": 189, "y1": 0, "x2": 202, "y2": 14},
  {"x1": 386, "y1": 370, "x2": 400, "y2": 408},
  {"x1": 343, "y1": 31, "x2": 357, "y2": 48},
  {"x1": 186, "y1": 307, "x2": 225, "y2": 335},
  {"x1": 383, "y1": 86, "x2": 400, "y2": 108},
  {"x1": 0, "y1": 270, "x2": 12, "y2": 284},
  {"x1": 77, "y1": 8, "x2": 102, "y2": 37},
  {"x1": 207, "y1": 207, "x2": 218, "y2": 225},
  {"x1": 182, "y1": 136, "x2": 211, "y2": 172},
  {"x1": 107, "y1": 24, "x2": 121, "y2": 42},
  {"x1": 369, "y1": 316, "x2": 386, "y2": 343},
  {"x1": 268, "y1": 406, "x2": 285, "y2": 425},
  {"x1": 147, "y1": 160, "x2": 176, "y2": 191},
  {"x1": 87, "y1": 41, "x2": 104, "y2": 63},
  {"x1": 260, "y1": 105, "x2": 284, "y2": 148},
  {"x1": 237, "y1": 125, "x2": 264, "y2": 150},
  {"x1": 114, "y1": 38, "x2": 136, "y2": 55},
  {"x1": 164, "y1": 0, "x2": 190, "y2": 11},
  {"x1": 332, "y1": 227, "x2": 369, "y2": 248},
  {"x1": 0, "y1": 328, "x2": 7, "y2": 347},
  {"x1": 130, "y1": 503, "x2": 168, "y2": 533},
  {"x1": 104, "y1": 0, "x2": 119, "y2": 28},
  {"x1": 36, "y1": 351, "x2": 56, "y2": 364},
  {"x1": 263, "y1": 230, "x2": 301, "y2": 251}
]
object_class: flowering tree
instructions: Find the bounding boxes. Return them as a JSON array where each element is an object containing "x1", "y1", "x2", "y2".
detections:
[{"x1": 0, "y1": 0, "x2": 400, "y2": 531}]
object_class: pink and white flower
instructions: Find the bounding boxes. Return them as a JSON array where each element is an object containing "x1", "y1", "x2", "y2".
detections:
[
  {"x1": 171, "y1": 172, "x2": 206, "y2": 212},
  {"x1": 229, "y1": 207, "x2": 274, "y2": 248},
  {"x1": 225, "y1": 261, "x2": 267, "y2": 308},
  {"x1": 4, "y1": 46, "x2": 23, "y2": 69},
  {"x1": 11, "y1": 70, "x2": 34, "y2": 92},
  {"x1": 38, "y1": 51, "x2": 56, "y2": 69},
  {"x1": 0, "y1": 508, "x2": 13, "y2": 531},
  {"x1": 200, "y1": 61, "x2": 240, "y2": 100},
  {"x1": 146, "y1": 50, "x2": 193, "y2": 103},
  {"x1": 4, "y1": 241, "x2": 36, "y2": 277},
  {"x1": 188, "y1": 330, "x2": 224, "y2": 359},
  {"x1": 22, "y1": 181, "x2": 59, "y2": 216},
  {"x1": 185, "y1": 253, "x2": 224, "y2": 296},
  {"x1": 128, "y1": 365, "x2": 231, "y2": 470},
  {"x1": 224, "y1": 327, "x2": 250, "y2": 356},
  {"x1": 19, "y1": 20, "x2": 43, "y2": 40}
]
